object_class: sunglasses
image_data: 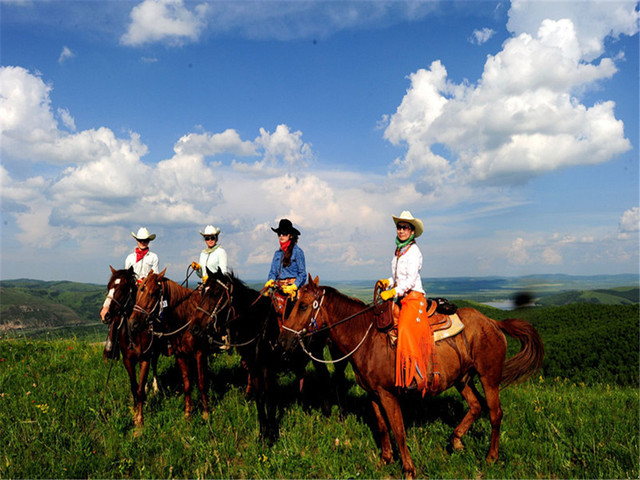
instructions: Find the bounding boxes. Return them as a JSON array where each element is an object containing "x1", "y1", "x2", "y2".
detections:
[
  {"x1": 204, "y1": 236, "x2": 217, "y2": 241},
  {"x1": 396, "y1": 224, "x2": 413, "y2": 231}
]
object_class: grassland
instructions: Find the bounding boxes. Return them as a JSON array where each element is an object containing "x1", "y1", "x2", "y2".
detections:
[{"x1": 0, "y1": 337, "x2": 638, "y2": 479}]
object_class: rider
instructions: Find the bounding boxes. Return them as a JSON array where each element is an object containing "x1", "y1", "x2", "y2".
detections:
[
  {"x1": 264, "y1": 218, "x2": 307, "y2": 302},
  {"x1": 191, "y1": 225, "x2": 228, "y2": 282},
  {"x1": 377, "y1": 211, "x2": 435, "y2": 394},
  {"x1": 125, "y1": 227, "x2": 160, "y2": 282}
]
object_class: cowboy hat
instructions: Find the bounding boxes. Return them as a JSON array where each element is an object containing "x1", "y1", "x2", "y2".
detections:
[
  {"x1": 131, "y1": 227, "x2": 156, "y2": 241},
  {"x1": 199, "y1": 225, "x2": 221, "y2": 237},
  {"x1": 392, "y1": 211, "x2": 423, "y2": 238},
  {"x1": 271, "y1": 218, "x2": 301, "y2": 236}
]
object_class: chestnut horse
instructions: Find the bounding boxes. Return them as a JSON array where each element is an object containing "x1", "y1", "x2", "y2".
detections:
[
  {"x1": 279, "y1": 275, "x2": 544, "y2": 479},
  {"x1": 127, "y1": 269, "x2": 211, "y2": 426},
  {"x1": 100, "y1": 267, "x2": 166, "y2": 419},
  {"x1": 196, "y1": 269, "x2": 347, "y2": 443}
]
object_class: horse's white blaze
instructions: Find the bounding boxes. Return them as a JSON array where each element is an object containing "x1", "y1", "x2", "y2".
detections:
[{"x1": 103, "y1": 288, "x2": 115, "y2": 308}]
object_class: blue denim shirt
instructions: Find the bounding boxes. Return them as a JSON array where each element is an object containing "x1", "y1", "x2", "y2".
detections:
[{"x1": 268, "y1": 244, "x2": 307, "y2": 288}]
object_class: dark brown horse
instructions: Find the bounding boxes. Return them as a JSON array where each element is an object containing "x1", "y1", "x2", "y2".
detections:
[
  {"x1": 127, "y1": 269, "x2": 211, "y2": 427},
  {"x1": 100, "y1": 267, "x2": 166, "y2": 425},
  {"x1": 279, "y1": 275, "x2": 544, "y2": 479},
  {"x1": 195, "y1": 268, "x2": 347, "y2": 444}
]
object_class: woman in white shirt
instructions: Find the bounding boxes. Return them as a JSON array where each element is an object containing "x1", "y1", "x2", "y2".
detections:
[
  {"x1": 377, "y1": 211, "x2": 434, "y2": 394},
  {"x1": 191, "y1": 225, "x2": 228, "y2": 282}
]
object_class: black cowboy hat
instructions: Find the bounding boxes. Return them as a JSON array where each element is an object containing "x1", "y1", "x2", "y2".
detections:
[{"x1": 271, "y1": 218, "x2": 301, "y2": 236}]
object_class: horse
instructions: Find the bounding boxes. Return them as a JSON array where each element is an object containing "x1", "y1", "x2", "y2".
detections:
[
  {"x1": 127, "y1": 269, "x2": 211, "y2": 427},
  {"x1": 100, "y1": 267, "x2": 165, "y2": 422},
  {"x1": 195, "y1": 268, "x2": 347, "y2": 444},
  {"x1": 279, "y1": 275, "x2": 544, "y2": 479}
]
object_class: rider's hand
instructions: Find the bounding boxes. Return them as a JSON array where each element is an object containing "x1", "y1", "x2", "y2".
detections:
[
  {"x1": 191, "y1": 261, "x2": 201, "y2": 270},
  {"x1": 282, "y1": 284, "x2": 297, "y2": 300},
  {"x1": 380, "y1": 288, "x2": 396, "y2": 301},
  {"x1": 376, "y1": 278, "x2": 390, "y2": 290},
  {"x1": 202, "y1": 275, "x2": 208, "y2": 283},
  {"x1": 264, "y1": 279, "x2": 275, "y2": 295}
]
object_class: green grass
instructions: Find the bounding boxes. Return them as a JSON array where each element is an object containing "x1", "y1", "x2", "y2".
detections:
[{"x1": 1, "y1": 338, "x2": 638, "y2": 479}]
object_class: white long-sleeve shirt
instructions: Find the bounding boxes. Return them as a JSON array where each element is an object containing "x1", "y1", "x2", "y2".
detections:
[
  {"x1": 125, "y1": 250, "x2": 159, "y2": 279},
  {"x1": 197, "y1": 246, "x2": 228, "y2": 277},
  {"x1": 388, "y1": 243, "x2": 425, "y2": 297}
]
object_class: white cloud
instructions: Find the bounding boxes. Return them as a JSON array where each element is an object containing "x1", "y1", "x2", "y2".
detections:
[
  {"x1": 384, "y1": 17, "x2": 631, "y2": 191},
  {"x1": 618, "y1": 207, "x2": 639, "y2": 239},
  {"x1": 120, "y1": 0, "x2": 209, "y2": 47},
  {"x1": 470, "y1": 27, "x2": 495, "y2": 45},
  {"x1": 58, "y1": 46, "x2": 75, "y2": 64},
  {"x1": 507, "y1": 0, "x2": 639, "y2": 61}
]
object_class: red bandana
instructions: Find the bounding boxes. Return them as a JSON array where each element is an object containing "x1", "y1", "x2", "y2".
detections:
[
  {"x1": 279, "y1": 240, "x2": 291, "y2": 252},
  {"x1": 135, "y1": 247, "x2": 148, "y2": 262}
]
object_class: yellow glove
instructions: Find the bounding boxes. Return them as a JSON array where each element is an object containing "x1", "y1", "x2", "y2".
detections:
[
  {"x1": 376, "y1": 278, "x2": 390, "y2": 290},
  {"x1": 380, "y1": 288, "x2": 396, "y2": 301},
  {"x1": 264, "y1": 279, "x2": 275, "y2": 296},
  {"x1": 202, "y1": 275, "x2": 208, "y2": 283},
  {"x1": 281, "y1": 284, "x2": 298, "y2": 300},
  {"x1": 191, "y1": 261, "x2": 201, "y2": 270}
]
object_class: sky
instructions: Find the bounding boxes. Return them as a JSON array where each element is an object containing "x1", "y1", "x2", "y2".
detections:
[{"x1": 1, "y1": 0, "x2": 638, "y2": 285}]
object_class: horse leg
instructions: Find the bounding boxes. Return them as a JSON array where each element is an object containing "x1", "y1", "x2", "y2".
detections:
[
  {"x1": 377, "y1": 390, "x2": 416, "y2": 479},
  {"x1": 150, "y1": 350, "x2": 160, "y2": 394},
  {"x1": 479, "y1": 379, "x2": 503, "y2": 463},
  {"x1": 122, "y1": 353, "x2": 140, "y2": 417},
  {"x1": 134, "y1": 359, "x2": 151, "y2": 428},
  {"x1": 452, "y1": 381, "x2": 483, "y2": 452},
  {"x1": 195, "y1": 349, "x2": 210, "y2": 420},
  {"x1": 176, "y1": 356, "x2": 193, "y2": 419},
  {"x1": 370, "y1": 399, "x2": 393, "y2": 465}
]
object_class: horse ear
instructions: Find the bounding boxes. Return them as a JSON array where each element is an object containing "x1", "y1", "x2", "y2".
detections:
[
  {"x1": 110, "y1": 265, "x2": 116, "y2": 274},
  {"x1": 206, "y1": 266, "x2": 214, "y2": 278},
  {"x1": 312, "y1": 275, "x2": 319, "y2": 286},
  {"x1": 158, "y1": 267, "x2": 167, "y2": 278},
  {"x1": 307, "y1": 273, "x2": 313, "y2": 285}
]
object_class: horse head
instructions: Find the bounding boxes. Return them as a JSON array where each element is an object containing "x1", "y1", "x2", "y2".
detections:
[
  {"x1": 279, "y1": 273, "x2": 323, "y2": 351},
  {"x1": 100, "y1": 266, "x2": 136, "y2": 324},
  {"x1": 128, "y1": 268, "x2": 166, "y2": 333},
  {"x1": 195, "y1": 267, "x2": 234, "y2": 339}
]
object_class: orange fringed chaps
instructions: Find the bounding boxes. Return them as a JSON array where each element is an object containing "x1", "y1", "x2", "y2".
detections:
[{"x1": 395, "y1": 291, "x2": 434, "y2": 395}]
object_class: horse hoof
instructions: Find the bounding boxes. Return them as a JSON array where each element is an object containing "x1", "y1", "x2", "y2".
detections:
[
  {"x1": 133, "y1": 427, "x2": 143, "y2": 438},
  {"x1": 202, "y1": 411, "x2": 210, "y2": 421},
  {"x1": 452, "y1": 437, "x2": 464, "y2": 451}
]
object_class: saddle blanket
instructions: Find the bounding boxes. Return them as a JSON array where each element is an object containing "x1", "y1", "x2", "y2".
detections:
[{"x1": 433, "y1": 313, "x2": 464, "y2": 342}]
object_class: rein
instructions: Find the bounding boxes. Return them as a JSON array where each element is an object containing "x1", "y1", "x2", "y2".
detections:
[{"x1": 281, "y1": 289, "x2": 380, "y2": 363}]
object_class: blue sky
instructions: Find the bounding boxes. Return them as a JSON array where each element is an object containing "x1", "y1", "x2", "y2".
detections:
[{"x1": 1, "y1": 0, "x2": 638, "y2": 285}]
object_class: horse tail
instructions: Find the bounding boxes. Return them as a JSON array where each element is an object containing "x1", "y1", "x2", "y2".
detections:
[{"x1": 496, "y1": 318, "x2": 544, "y2": 387}]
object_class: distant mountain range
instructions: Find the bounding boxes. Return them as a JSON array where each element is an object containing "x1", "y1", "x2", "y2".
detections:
[{"x1": 1, "y1": 274, "x2": 638, "y2": 334}]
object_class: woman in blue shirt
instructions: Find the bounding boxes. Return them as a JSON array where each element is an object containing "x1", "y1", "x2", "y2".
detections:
[{"x1": 264, "y1": 218, "x2": 306, "y2": 300}]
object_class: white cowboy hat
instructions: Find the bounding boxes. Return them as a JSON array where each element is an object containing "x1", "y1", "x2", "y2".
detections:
[
  {"x1": 392, "y1": 211, "x2": 423, "y2": 238},
  {"x1": 131, "y1": 227, "x2": 156, "y2": 241},
  {"x1": 199, "y1": 225, "x2": 221, "y2": 237}
]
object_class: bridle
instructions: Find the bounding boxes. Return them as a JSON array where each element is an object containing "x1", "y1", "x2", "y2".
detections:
[
  {"x1": 197, "y1": 275, "x2": 263, "y2": 348},
  {"x1": 195, "y1": 278, "x2": 234, "y2": 330},
  {"x1": 281, "y1": 286, "x2": 377, "y2": 364}
]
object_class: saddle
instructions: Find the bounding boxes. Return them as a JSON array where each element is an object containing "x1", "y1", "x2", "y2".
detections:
[{"x1": 374, "y1": 294, "x2": 463, "y2": 341}]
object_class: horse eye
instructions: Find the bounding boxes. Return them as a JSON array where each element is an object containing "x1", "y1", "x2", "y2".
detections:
[{"x1": 299, "y1": 303, "x2": 308, "y2": 312}]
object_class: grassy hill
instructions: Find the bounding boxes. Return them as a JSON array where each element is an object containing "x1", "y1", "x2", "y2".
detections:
[
  {"x1": 536, "y1": 286, "x2": 639, "y2": 306},
  {"x1": 0, "y1": 279, "x2": 105, "y2": 334}
]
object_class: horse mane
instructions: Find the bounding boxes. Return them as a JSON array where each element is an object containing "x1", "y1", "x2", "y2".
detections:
[{"x1": 320, "y1": 285, "x2": 374, "y2": 330}]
